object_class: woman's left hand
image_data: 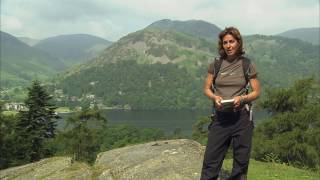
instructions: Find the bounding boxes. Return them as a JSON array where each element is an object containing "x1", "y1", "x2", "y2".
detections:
[{"x1": 233, "y1": 96, "x2": 242, "y2": 108}]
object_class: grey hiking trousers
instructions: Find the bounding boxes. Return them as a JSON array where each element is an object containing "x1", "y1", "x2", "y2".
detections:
[{"x1": 200, "y1": 109, "x2": 254, "y2": 180}]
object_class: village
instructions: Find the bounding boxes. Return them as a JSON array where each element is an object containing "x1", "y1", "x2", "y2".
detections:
[{"x1": 1, "y1": 86, "x2": 131, "y2": 113}]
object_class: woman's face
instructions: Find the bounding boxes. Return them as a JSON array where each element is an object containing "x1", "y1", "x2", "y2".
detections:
[{"x1": 222, "y1": 34, "x2": 240, "y2": 57}]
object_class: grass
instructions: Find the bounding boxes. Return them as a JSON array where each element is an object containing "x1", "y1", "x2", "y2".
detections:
[
  {"x1": 2, "y1": 107, "x2": 72, "y2": 115},
  {"x1": 55, "y1": 107, "x2": 72, "y2": 113},
  {"x1": 2, "y1": 110, "x2": 18, "y2": 116},
  {"x1": 222, "y1": 159, "x2": 320, "y2": 180}
]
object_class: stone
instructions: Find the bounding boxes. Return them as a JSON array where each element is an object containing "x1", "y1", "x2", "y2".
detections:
[
  {"x1": 94, "y1": 139, "x2": 204, "y2": 180},
  {"x1": 1, "y1": 139, "x2": 225, "y2": 180},
  {"x1": 0, "y1": 157, "x2": 91, "y2": 180}
]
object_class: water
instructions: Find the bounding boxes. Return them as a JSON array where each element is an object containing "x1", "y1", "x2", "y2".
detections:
[
  {"x1": 104, "y1": 109, "x2": 211, "y2": 136},
  {"x1": 58, "y1": 109, "x2": 269, "y2": 136}
]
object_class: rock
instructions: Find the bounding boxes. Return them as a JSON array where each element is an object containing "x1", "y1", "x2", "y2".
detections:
[
  {"x1": 1, "y1": 139, "x2": 231, "y2": 179},
  {"x1": 94, "y1": 139, "x2": 205, "y2": 180},
  {"x1": 0, "y1": 157, "x2": 91, "y2": 180}
]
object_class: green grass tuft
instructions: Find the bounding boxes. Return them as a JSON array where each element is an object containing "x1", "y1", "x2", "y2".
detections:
[{"x1": 222, "y1": 159, "x2": 320, "y2": 180}]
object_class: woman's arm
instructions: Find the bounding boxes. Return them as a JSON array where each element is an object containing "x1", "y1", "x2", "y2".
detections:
[
  {"x1": 244, "y1": 76, "x2": 260, "y2": 102},
  {"x1": 204, "y1": 73, "x2": 222, "y2": 107},
  {"x1": 234, "y1": 75, "x2": 260, "y2": 107}
]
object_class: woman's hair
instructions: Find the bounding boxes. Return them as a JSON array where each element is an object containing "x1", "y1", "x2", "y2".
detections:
[{"x1": 218, "y1": 27, "x2": 245, "y2": 58}]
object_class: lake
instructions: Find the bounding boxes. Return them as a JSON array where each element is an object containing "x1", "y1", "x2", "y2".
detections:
[{"x1": 59, "y1": 109, "x2": 268, "y2": 136}]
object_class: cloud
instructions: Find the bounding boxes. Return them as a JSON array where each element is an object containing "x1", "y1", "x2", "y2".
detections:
[
  {"x1": 0, "y1": 0, "x2": 319, "y2": 41},
  {"x1": 104, "y1": 0, "x2": 319, "y2": 35},
  {"x1": 0, "y1": 15, "x2": 23, "y2": 31},
  {"x1": 182, "y1": 0, "x2": 319, "y2": 35}
]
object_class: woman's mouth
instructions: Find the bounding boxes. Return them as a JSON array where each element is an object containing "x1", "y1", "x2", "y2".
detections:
[{"x1": 227, "y1": 50, "x2": 233, "y2": 54}]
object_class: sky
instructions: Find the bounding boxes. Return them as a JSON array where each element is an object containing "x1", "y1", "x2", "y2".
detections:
[{"x1": 0, "y1": 0, "x2": 319, "y2": 41}]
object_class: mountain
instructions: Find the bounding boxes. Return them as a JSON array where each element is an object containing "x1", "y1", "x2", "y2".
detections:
[
  {"x1": 147, "y1": 19, "x2": 221, "y2": 42},
  {"x1": 54, "y1": 28, "x2": 218, "y2": 109},
  {"x1": 18, "y1": 37, "x2": 40, "y2": 46},
  {"x1": 54, "y1": 26, "x2": 319, "y2": 110},
  {"x1": 277, "y1": 27, "x2": 320, "y2": 45},
  {"x1": 34, "y1": 34, "x2": 113, "y2": 67},
  {"x1": 244, "y1": 34, "x2": 319, "y2": 87},
  {"x1": 0, "y1": 31, "x2": 66, "y2": 87},
  {"x1": 90, "y1": 27, "x2": 217, "y2": 67}
]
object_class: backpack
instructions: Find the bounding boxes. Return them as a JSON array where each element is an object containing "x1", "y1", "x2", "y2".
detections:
[{"x1": 210, "y1": 56, "x2": 252, "y2": 115}]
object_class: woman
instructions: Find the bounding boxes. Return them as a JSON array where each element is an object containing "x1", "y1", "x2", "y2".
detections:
[{"x1": 200, "y1": 27, "x2": 260, "y2": 180}]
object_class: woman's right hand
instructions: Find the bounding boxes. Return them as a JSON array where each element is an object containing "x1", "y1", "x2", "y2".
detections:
[{"x1": 213, "y1": 95, "x2": 223, "y2": 109}]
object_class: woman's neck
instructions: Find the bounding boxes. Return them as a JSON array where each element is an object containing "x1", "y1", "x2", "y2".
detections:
[{"x1": 226, "y1": 54, "x2": 239, "y2": 62}]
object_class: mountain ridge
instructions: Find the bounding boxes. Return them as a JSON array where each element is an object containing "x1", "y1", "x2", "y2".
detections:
[
  {"x1": 147, "y1": 19, "x2": 221, "y2": 42},
  {"x1": 17, "y1": 37, "x2": 40, "y2": 46},
  {"x1": 0, "y1": 31, "x2": 66, "y2": 87},
  {"x1": 277, "y1": 27, "x2": 320, "y2": 45},
  {"x1": 34, "y1": 34, "x2": 113, "y2": 67}
]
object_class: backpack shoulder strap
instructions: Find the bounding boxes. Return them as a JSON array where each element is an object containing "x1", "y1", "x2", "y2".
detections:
[
  {"x1": 241, "y1": 56, "x2": 253, "y2": 108},
  {"x1": 241, "y1": 56, "x2": 251, "y2": 84},
  {"x1": 212, "y1": 57, "x2": 223, "y2": 86}
]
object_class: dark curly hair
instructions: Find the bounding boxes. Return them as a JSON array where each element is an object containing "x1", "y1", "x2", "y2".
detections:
[{"x1": 218, "y1": 27, "x2": 245, "y2": 58}]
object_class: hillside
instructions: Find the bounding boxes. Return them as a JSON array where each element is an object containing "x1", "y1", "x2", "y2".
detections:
[
  {"x1": 17, "y1": 37, "x2": 40, "y2": 46},
  {"x1": 0, "y1": 139, "x2": 318, "y2": 179},
  {"x1": 244, "y1": 34, "x2": 319, "y2": 87},
  {"x1": 148, "y1": 19, "x2": 221, "y2": 42},
  {"x1": 0, "y1": 31, "x2": 66, "y2": 87},
  {"x1": 277, "y1": 27, "x2": 320, "y2": 45},
  {"x1": 54, "y1": 26, "x2": 319, "y2": 110},
  {"x1": 90, "y1": 27, "x2": 217, "y2": 65},
  {"x1": 34, "y1": 34, "x2": 112, "y2": 66},
  {"x1": 54, "y1": 28, "x2": 218, "y2": 109}
]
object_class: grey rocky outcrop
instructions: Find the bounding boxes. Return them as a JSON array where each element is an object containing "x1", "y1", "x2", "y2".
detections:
[
  {"x1": 0, "y1": 157, "x2": 91, "y2": 180},
  {"x1": 95, "y1": 139, "x2": 204, "y2": 180},
  {"x1": 0, "y1": 139, "x2": 217, "y2": 180}
]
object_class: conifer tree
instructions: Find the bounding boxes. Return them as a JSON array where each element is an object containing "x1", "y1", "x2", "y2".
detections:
[
  {"x1": 61, "y1": 107, "x2": 107, "y2": 164},
  {"x1": 0, "y1": 102, "x2": 18, "y2": 169},
  {"x1": 254, "y1": 78, "x2": 320, "y2": 169},
  {"x1": 15, "y1": 80, "x2": 59, "y2": 162}
]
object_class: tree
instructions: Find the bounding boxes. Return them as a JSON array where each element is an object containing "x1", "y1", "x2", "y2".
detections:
[
  {"x1": 59, "y1": 108, "x2": 107, "y2": 164},
  {"x1": 172, "y1": 127, "x2": 183, "y2": 139},
  {"x1": 0, "y1": 102, "x2": 18, "y2": 169},
  {"x1": 253, "y1": 78, "x2": 320, "y2": 169},
  {"x1": 259, "y1": 78, "x2": 316, "y2": 114},
  {"x1": 15, "y1": 80, "x2": 59, "y2": 163},
  {"x1": 192, "y1": 116, "x2": 212, "y2": 145},
  {"x1": 99, "y1": 124, "x2": 165, "y2": 152}
]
